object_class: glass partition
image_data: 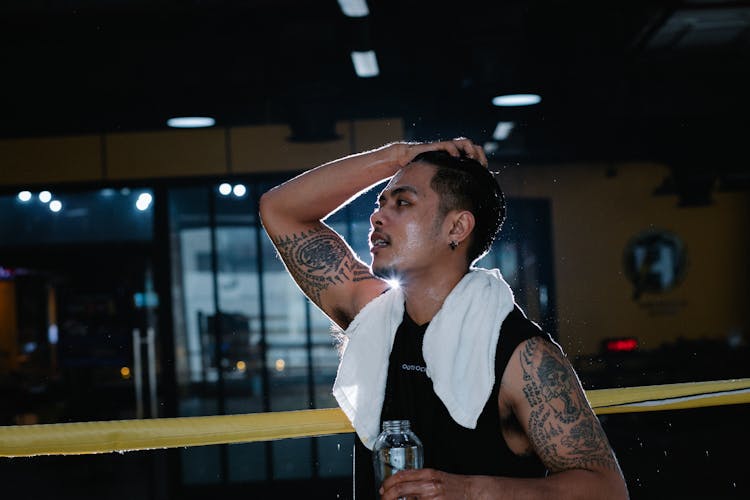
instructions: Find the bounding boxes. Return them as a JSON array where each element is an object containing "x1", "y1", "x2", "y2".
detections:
[
  {"x1": 169, "y1": 181, "x2": 357, "y2": 486},
  {"x1": 0, "y1": 187, "x2": 158, "y2": 426}
]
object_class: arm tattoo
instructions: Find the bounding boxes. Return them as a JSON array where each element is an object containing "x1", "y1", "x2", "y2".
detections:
[
  {"x1": 273, "y1": 226, "x2": 376, "y2": 305},
  {"x1": 520, "y1": 337, "x2": 619, "y2": 472}
]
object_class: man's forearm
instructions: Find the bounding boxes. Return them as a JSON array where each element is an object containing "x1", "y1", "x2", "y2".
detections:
[
  {"x1": 467, "y1": 469, "x2": 629, "y2": 500},
  {"x1": 381, "y1": 468, "x2": 628, "y2": 500},
  {"x1": 259, "y1": 144, "x2": 401, "y2": 227}
]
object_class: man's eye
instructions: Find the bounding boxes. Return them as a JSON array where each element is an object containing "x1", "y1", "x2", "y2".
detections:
[{"x1": 397, "y1": 199, "x2": 410, "y2": 206}]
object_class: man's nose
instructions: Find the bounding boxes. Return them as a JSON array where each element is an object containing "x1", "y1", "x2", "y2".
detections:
[{"x1": 370, "y1": 208, "x2": 383, "y2": 226}]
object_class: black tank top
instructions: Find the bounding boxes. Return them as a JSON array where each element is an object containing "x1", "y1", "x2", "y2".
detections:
[{"x1": 353, "y1": 305, "x2": 550, "y2": 499}]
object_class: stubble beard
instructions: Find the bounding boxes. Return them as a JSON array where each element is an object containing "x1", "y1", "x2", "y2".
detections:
[{"x1": 371, "y1": 263, "x2": 401, "y2": 282}]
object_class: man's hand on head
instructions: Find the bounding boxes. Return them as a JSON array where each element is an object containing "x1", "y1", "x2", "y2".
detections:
[{"x1": 383, "y1": 138, "x2": 488, "y2": 169}]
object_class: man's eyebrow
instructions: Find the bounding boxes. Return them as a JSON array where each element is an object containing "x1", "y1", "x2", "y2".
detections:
[
  {"x1": 392, "y1": 186, "x2": 419, "y2": 196},
  {"x1": 378, "y1": 185, "x2": 419, "y2": 202}
]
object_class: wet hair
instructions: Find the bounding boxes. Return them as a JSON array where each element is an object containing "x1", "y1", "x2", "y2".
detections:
[{"x1": 409, "y1": 150, "x2": 506, "y2": 265}]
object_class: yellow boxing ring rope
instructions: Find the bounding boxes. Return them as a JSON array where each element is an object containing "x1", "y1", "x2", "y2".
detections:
[{"x1": 1, "y1": 378, "x2": 749, "y2": 458}]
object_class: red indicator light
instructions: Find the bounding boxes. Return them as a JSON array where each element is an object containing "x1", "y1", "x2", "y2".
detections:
[{"x1": 606, "y1": 338, "x2": 638, "y2": 352}]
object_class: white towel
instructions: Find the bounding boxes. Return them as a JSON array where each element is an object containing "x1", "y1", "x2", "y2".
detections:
[{"x1": 332, "y1": 267, "x2": 515, "y2": 449}]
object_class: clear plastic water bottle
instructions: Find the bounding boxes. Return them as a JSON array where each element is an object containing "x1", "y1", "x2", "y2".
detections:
[{"x1": 372, "y1": 419, "x2": 424, "y2": 488}]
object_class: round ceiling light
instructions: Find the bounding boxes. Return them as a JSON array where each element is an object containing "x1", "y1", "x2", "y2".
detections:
[
  {"x1": 166, "y1": 116, "x2": 216, "y2": 128},
  {"x1": 491, "y1": 94, "x2": 541, "y2": 107}
]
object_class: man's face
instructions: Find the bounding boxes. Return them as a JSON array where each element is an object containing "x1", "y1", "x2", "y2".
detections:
[{"x1": 369, "y1": 162, "x2": 447, "y2": 281}]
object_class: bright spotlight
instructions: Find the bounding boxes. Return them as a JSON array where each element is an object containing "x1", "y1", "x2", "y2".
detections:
[
  {"x1": 136, "y1": 193, "x2": 153, "y2": 211},
  {"x1": 17, "y1": 191, "x2": 32, "y2": 202},
  {"x1": 385, "y1": 278, "x2": 401, "y2": 290},
  {"x1": 233, "y1": 184, "x2": 247, "y2": 197},
  {"x1": 49, "y1": 200, "x2": 62, "y2": 212},
  {"x1": 219, "y1": 183, "x2": 232, "y2": 195},
  {"x1": 39, "y1": 191, "x2": 52, "y2": 203}
]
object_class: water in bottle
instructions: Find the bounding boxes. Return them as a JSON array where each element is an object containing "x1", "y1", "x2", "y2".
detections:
[{"x1": 372, "y1": 419, "x2": 423, "y2": 488}]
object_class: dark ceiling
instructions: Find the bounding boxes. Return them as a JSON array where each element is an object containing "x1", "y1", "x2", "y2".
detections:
[{"x1": 1, "y1": 0, "x2": 749, "y2": 172}]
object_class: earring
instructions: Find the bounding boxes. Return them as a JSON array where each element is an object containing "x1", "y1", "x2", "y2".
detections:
[{"x1": 449, "y1": 240, "x2": 458, "y2": 250}]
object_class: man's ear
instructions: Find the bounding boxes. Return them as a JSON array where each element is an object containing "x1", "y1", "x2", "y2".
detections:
[{"x1": 447, "y1": 210, "x2": 475, "y2": 245}]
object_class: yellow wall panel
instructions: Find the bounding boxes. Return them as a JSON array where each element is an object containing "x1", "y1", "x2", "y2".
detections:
[
  {"x1": 106, "y1": 129, "x2": 227, "y2": 180},
  {"x1": 352, "y1": 118, "x2": 404, "y2": 152},
  {"x1": 0, "y1": 135, "x2": 101, "y2": 186},
  {"x1": 498, "y1": 162, "x2": 750, "y2": 356},
  {"x1": 0, "y1": 120, "x2": 406, "y2": 185},
  {"x1": 230, "y1": 119, "x2": 404, "y2": 174},
  {"x1": 230, "y1": 123, "x2": 350, "y2": 174}
]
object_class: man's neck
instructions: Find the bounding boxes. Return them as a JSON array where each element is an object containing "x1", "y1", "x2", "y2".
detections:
[{"x1": 401, "y1": 267, "x2": 469, "y2": 326}]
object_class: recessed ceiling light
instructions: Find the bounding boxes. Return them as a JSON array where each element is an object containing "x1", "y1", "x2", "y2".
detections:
[
  {"x1": 492, "y1": 121, "x2": 515, "y2": 140},
  {"x1": 492, "y1": 94, "x2": 541, "y2": 107},
  {"x1": 17, "y1": 191, "x2": 32, "y2": 202},
  {"x1": 218, "y1": 183, "x2": 232, "y2": 196},
  {"x1": 351, "y1": 50, "x2": 380, "y2": 78},
  {"x1": 483, "y1": 142, "x2": 500, "y2": 154},
  {"x1": 337, "y1": 0, "x2": 369, "y2": 17},
  {"x1": 136, "y1": 193, "x2": 153, "y2": 211},
  {"x1": 166, "y1": 116, "x2": 216, "y2": 128}
]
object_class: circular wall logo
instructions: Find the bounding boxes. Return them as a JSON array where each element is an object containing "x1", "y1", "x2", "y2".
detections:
[{"x1": 623, "y1": 229, "x2": 687, "y2": 300}]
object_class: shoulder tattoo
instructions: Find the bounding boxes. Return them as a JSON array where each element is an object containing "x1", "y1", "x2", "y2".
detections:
[
  {"x1": 520, "y1": 337, "x2": 619, "y2": 472},
  {"x1": 273, "y1": 226, "x2": 376, "y2": 304}
]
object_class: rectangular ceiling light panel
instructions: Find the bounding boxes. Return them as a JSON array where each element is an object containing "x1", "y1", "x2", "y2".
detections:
[
  {"x1": 351, "y1": 50, "x2": 380, "y2": 78},
  {"x1": 338, "y1": 0, "x2": 369, "y2": 17}
]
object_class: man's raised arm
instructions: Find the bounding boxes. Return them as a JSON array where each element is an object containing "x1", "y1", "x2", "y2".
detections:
[
  {"x1": 258, "y1": 143, "x2": 403, "y2": 329},
  {"x1": 258, "y1": 139, "x2": 487, "y2": 329}
]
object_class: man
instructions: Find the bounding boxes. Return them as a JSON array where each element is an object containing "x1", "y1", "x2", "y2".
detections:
[{"x1": 259, "y1": 138, "x2": 628, "y2": 499}]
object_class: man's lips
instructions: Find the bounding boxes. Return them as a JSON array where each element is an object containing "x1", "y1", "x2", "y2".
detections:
[{"x1": 370, "y1": 231, "x2": 390, "y2": 251}]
